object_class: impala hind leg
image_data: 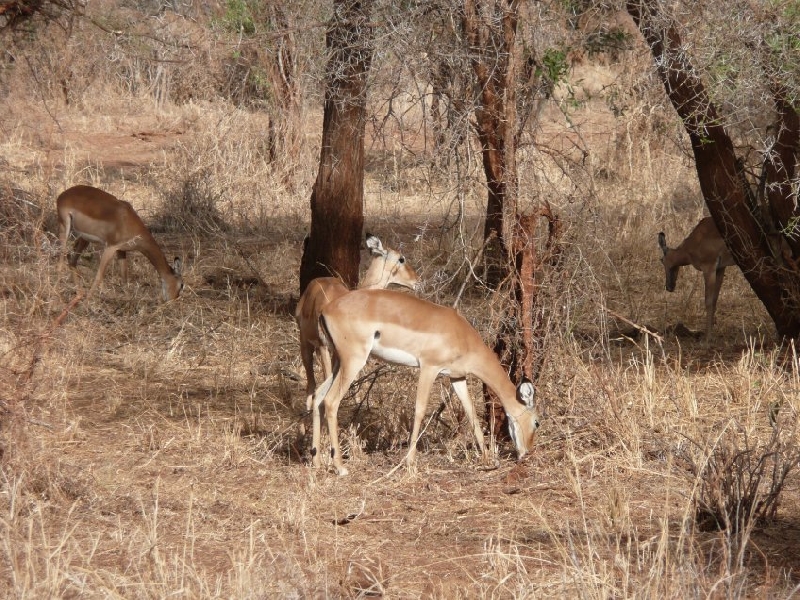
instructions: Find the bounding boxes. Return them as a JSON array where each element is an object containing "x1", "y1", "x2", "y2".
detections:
[
  {"x1": 451, "y1": 377, "x2": 490, "y2": 464},
  {"x1": 63, "y1": 238, "x2": 90, "y2": 286},
  {"x1": 57, "y1": 213, "x2": 87, "y2": 281},
  {"x1": 311, "y1": 358, "x2": 366, "y2": 476},
  {"x1": 315, "y1": 345, "x2": 335, "y2": 414},
  {"x1": 57, "y1": 215, "x2": 72, "y2": 276},
  {"x1": 324, "y1": 361, "x2": 365, "y2": 476},
  {"x1": 301, "y1": 341, "x2": 317, "y2": 412},
  {"x1": 68, "y1": 237, "x2": 90, "y2": 269},
  {"x1": 311, "y1": 374, "x2": 333, "y2": 468}
]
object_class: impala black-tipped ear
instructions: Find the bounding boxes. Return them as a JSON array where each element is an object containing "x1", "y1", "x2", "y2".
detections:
[
  {"x1": 517, "y1": 378, "x2": 535, "y2": 407},
  {"x1": 365, "y1": 233, "x2": 386, "y2": 256},
  {"x1": 658, "y1": 232, "x2": 668, "y2": 255}
]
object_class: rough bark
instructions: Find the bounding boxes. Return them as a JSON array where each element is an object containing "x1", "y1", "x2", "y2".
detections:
[
  {"x1": 486, "y1": 207, "x2": 562, "y2": 440},
  {"x1": 299, "y1": 0, "x2": 373, "y2": 294},
  {"x1": 460, "y1": 0, "x2": 561, "y2": 440},
  {"x1": 461, "y1": 0, "x2": 519, "y2": 289},
  {"x1": 764, "y1": 84, "x2": 800, "y2": 258},
  {"x1": 627, "y1": 0, "x2": 800, "y2": 338}
]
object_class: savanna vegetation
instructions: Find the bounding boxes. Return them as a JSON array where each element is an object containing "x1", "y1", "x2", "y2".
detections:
[{"x1": 1, "y1": 0, "x2": 800, "y2": 597}]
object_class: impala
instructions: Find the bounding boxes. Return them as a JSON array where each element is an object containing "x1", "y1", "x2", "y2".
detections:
[
  {"x1": 658, "y1": 216, "x2": 735, "y2": 338},
  {"x1": 311, "y1": 288, "x2": 541, "y2": 475},
  {"x1": 295, "y1": 233, "x2": 418, "y2": 410},
  {"x1": 57, "y1": 185, "x2": 183, "y2": 301}
]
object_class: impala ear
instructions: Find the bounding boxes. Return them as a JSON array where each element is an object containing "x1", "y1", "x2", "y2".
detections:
[
  {"x1": 172, "y1": 257, "x2": 183, "y2": 276},
  {"x1": 517, "y1": 378, "x2": 535, "y2": 408},
  {"x1": 658, "y1": 232, "x2": 668, "y2": 255},
  {"x1": 365, "y1": 233, "x2": 386, "y2": 256}
]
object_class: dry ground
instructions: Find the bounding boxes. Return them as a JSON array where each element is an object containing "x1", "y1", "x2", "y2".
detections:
[{"x1": 2, "y1": 97, "x2": 800, "y2": 598}]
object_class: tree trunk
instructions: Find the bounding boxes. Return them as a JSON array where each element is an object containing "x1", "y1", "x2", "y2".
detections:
[
  {"x1": 299, "y1": 0, "x2": 373, "y2": 294},
  {"x1": 486, "y1": 208, "x2": 562, "y2": 440},
  {"x1": 461, "y1": 0, "x2": 560, "y2": 441},
  {"x1": 627, "y1": 0, "x2": 800, "y2": 338},
  {"x1": 461, "y1": 0, "x2": 519, "y2": 290},
  {"x1": 763, "y1": 83, "x2": 800, "y2": 258}
]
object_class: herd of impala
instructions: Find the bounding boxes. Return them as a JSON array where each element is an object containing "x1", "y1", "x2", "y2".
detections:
[{"x1": 55, "y1": 184, "x2": 732, "y2": 475}]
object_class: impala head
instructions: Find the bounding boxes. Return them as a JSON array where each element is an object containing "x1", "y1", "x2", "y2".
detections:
[
  {"x1": 658, "y1": 231, "x2": 679, "y2": 292},
  {"x1": 362, "y1": 232, "x2": 419, "y2": 290},
  {"x1": 161, "y1": 257, "x2": 184, "y2": 301},
  {"x1": 507, "y1": 379, "x2": 540, "y2": 459}
]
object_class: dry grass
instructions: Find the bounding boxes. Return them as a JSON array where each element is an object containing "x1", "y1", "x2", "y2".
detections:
[
  {"x1": 2, "y1": 167, "x2": 799, "y2": 597},
  {"x1": 2, "y1": 5, "x2": 800, "y2": 598}
]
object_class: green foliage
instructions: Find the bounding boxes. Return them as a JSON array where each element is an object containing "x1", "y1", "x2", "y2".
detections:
[
  {"x1": 248, "y1": 66, "x2": 271, "y2": 100},
  {"x1": 539, "y1": 47, "x2": 569, "y2": 87},
  {"x1": 216, "y1": 0, "x2": 257, "y2": 36}
]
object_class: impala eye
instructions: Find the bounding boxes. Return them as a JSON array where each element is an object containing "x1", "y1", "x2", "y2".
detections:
[{"x1": 399, "y1": 257, "x2": 405, "y2": 264}]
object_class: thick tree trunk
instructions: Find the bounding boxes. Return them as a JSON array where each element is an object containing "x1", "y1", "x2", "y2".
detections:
[
  {"x1": 764, "y1": 84, "x2": 800, "y2": 257},
  {"x1": 627, "y1": 0, "x2": 800, "y2": 338},
  {"x1": 299, "y1": 0, "x2": 373, "y2": 294}
]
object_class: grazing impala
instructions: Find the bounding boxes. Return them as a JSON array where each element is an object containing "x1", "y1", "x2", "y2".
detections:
[
  {"x1": 296, "y1": 233, "x2": 418, "y2": 410},
  {"x1": 57, "y1": 185, "x2": 183, "y2": 301},
  {"x1": 311, "y1": 288, "x2": 541, "y2": 475},
  {"x1": 658, "y1": 216, "x2": 735, "y2": 338}
]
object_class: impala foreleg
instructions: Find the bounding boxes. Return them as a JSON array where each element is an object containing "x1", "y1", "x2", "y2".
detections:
[
  {"x1": 450, "y1": 377, "x2": 489, "y2": 464},
  {"x1": 405, "y1": 367, "x2": 439, "y2": 467},
  {"x1": 704, "y1": 267, "x2": 727, "y2": 338},
  {"x1": 57, "y1": 215, "x2": 71, "y2": 276},
  {"x1": 117, "y1": 250, "x2": 129, "y2": 284}
]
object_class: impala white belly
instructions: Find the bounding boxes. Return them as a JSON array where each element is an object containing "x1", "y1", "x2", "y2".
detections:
[
  {"x1": 75, "y1": 230, "x2": 105, "y2": 243},
  {"x1": 370, "y1": 341, "x2": 420, "y2": 367},
  {"x1": 69, "y1": 216, "x2": 105, "y2": 243}
]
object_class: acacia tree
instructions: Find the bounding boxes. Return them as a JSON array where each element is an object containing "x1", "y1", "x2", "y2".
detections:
[
  {"x1": 299, "y1": 0, "x2": 374, "y2": 293},
  {"x1": 627, "y1": 0, "x2": 800, "y2": 338}
]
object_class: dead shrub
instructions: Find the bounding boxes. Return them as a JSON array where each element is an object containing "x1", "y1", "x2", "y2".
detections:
[
  {"x1": 151, "y1": 167, "x2": 229, "y2": 234},
  {"x1": 691, "y1": 415, "x2": 800, "y2": 537},
  {"x1": 0, "y1": 182, "x2": 50, "y2": 259}
]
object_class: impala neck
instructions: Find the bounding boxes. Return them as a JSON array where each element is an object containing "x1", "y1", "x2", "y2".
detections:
[
  {"x1": 360, "y1": 258, "x2": 389, "y2": 288},
  {"x1": 470, "y1": 345, "x2": 525, "y2": 419},
  {"x1": 665, "y1": 247, "x2": 692, "y2": 269},
  {"x1": 139, "y1": 232, "x2": 174, "y2": 280}
]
